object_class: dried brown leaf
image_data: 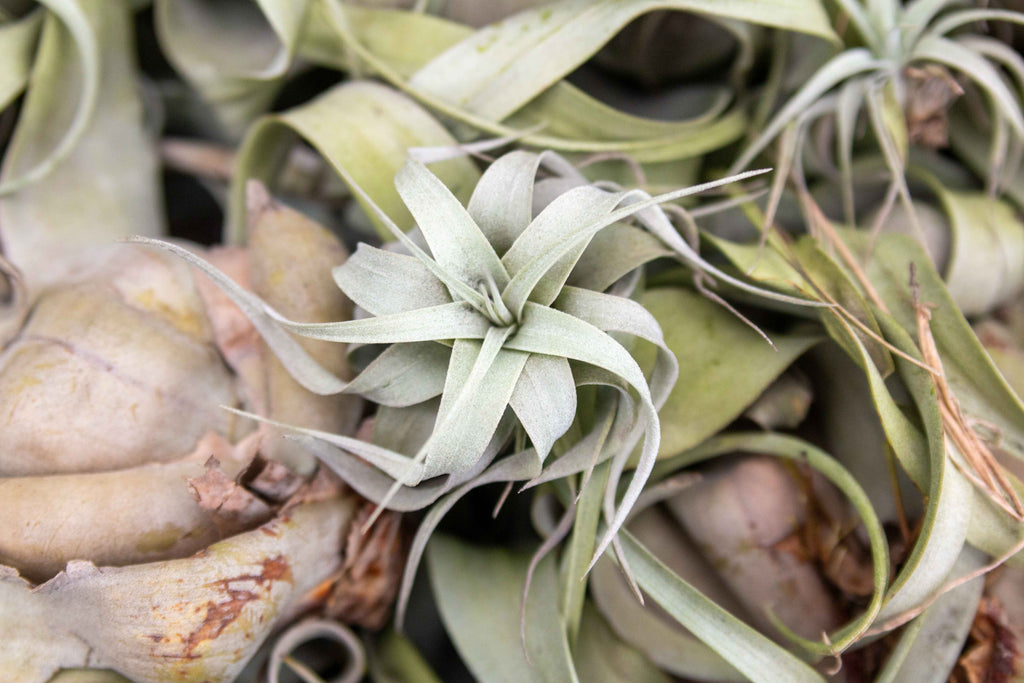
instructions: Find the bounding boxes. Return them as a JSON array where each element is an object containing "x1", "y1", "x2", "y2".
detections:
[
  {"x1": 905, "y1": 65, "x2": 963, "y2": 149},
  {"x1": 953, "y1": 596, "x2": 1020, "y2": 683},
  {"x1": 325, "y1": 503, "x2": 405, "y2": 630}
]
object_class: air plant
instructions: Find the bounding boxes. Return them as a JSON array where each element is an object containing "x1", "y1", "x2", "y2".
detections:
[
  {"x1": 138, "y1": 148, "x2": 823, "y2": 625},
  {"x1": 730, "y1": 0, "x2": 1024, "y2": 232}
]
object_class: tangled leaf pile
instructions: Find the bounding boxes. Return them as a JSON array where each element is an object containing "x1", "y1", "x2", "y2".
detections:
[{"x1": 3, "y1": 1, "x2": 1024, "y2": 682}]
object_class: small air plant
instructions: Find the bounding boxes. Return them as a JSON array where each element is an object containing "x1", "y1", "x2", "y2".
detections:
[
  {"x1": 730, "y1": 0, "x2": 1024, "y2": 232},
  {"x1": 138, "y1": 149, "x2": 819, "y2": 619}
]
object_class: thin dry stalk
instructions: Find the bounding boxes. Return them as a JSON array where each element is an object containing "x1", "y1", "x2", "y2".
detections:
[{"x1": 911, "y1": 265, "x2": 1024, "y2": 520}]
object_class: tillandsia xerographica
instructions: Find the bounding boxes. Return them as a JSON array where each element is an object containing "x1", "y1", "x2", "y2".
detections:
[{"x1": 137, "y1": 148, "x2": 821, "y2": 611}]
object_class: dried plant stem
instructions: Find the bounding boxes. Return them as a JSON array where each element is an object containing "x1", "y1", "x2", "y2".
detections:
[
  {"x1": 911, "y1": 265, "x2": 1024, "y2": 519},
  {"x1": 161, "y1": 138, "x2": 235, "y2": 180}
]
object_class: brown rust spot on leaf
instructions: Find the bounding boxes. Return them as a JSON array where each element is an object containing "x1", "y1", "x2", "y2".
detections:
[{"x1": 180, "y1": 555, "x2": 292, "y2": 657}]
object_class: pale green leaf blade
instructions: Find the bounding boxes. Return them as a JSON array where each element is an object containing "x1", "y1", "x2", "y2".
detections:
[
  {"x1": 507, "y1": 302, "x2": 660, "y2": 565},
  {"x1": 568, "y1": 223, "x2": 674, "y2": 293},
  {"x1": 1, "y1": 0, "x2": 159, "y2": 288},
  {"x1": 649, "y1": 431, "x2": 890, "y2": 656},
  {"x1": 502, "y1": 184, "x2": 624, "y2": 309},
  {"x1": 0, "y1": 11, "x2": 41, "y2": 112},
  {"x1": 427, "y1": 535, "x2": 579, "y2": 683},
  {"x1": 589, "y1": 508, "x2": 744, "y2": 681},
  {"x1": 271, "y1": 302, "x2": 490, "y2": 345},
  {"x1": 525, "y1": 396, "x2": 629, "y2": 488},
  {"x1": 367, "y1": 630, "x2": 443, "y2": 683},
  {"x1": 642, "y1": 287, "x2": 817, "y2": 457},
  {"x1": 866, "y1": 233, "x2": 1024, "y2": 464},
  {"x1": 934, "y1": 189, "x2": 1024, "y2": 317},
  {"x1": 395, "y1": 449, "x2": 542, "y2": 628},
  {"x1": 289, "y1": 435, "x2": 448, "y2": 512},
  {"x1": 229, "y1": 80, "x2": 480, "y2": 243},
  {"x1": 574, "y1": 603, "x2": 670, "y2": 683},
  {"x1": 419, "y1": 337, "x2": 529, "y2": 478},
  {"x1": 619, "y1": 532, "x2": 825, "y2": 683},
  {"x1": 871, "y1": 313, "x2": 973, "y2": 620},
  {"x1": 226, "y1": 407, "x2": 425, "y2": 484},
  {"x1": 554, "y1": 285, "x2": 679, "y2": 408},
  {"x1": 502, "y1": 168, "x2": 818, "y2": 320},
  {"x1": 562, "y1": 459, "x2": 613, "y2": 644},
  {"x1": 931, "y1": 8, "x2": 1024, "y2": 38},
  {"x1": 410, "y1": 0, "x2": 836, "y2": 123},
  {"x1": 874, "y1": 547, "x2": 987, "y2": 683},
  {"x1": 0, "y1": 0, "x2": 100, "y2": 197},
  {"x1": 509, "y1": 354, "x2": 577, "y2": 461},
  {"x1": 305, "y1": 4, "x2": 746, "y2": 160}
]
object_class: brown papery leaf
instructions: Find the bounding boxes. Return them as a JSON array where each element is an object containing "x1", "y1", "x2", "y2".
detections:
[
  {"x1": 325, "y1": 503, "x2": 406, "y2": 630},
  {"x1": 953, "y1": 596, "x2": 1020, "y2": 683}
]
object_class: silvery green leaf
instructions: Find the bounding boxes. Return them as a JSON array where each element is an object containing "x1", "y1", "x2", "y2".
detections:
[
  {"x1": 288, "y1": 436, "x2": 448, "y2": 512},
  {"x1": 303, "y1": 3, "x2": 746, "y2": 160},
  {"x1": 573, "y1": 603, "x2": 670, "y2": 683},
  {"x1": 568, "y1": 223, "x2": 673, "y2": 293},
  {"x1": 503, "y1": 168, "x2": 808, "y2": 321},
  {"x1": 396, "y1": 158, "x2": 511, "y2": 290},
  {"x1": 866, "y1": 233, "x2": 1024, "y2": 467},
  {"x1": 367, "y1": 630, "x2": 443, "y2": 683},
  {"x1": 524, "y1": 398, "x2": 627, "y2": 489},
  {"x1": 506, "y1": 303, "x2": 659, "y2": 566},
  {"x1": 930, "y1": 8, "x2": 1024, "y2": 39},
  {"x1": 346, "y1": 342, "x2": 450, "y2": 407},
  {"x1": 227, "y1": 408, "x2": 426, "y2": 485},
  {"x1": 0, "y1": 0, "x2": 99, "y2": 197},
  {"x1": 641, "y1": 287, "x2": 818, "y2": 457},
  {"x1": 502, "y1": 184, "x2": 626, "y2": 311},
  {"x1": 272, "y1": 302, "x2": 490, "y2": 346},
  {"x1": 933, "y1": 189, "x2": 1024, "y2": 316},
  {"x1": 418, "y1": 331, "x2": 528, "y2": 478},
  {"x1": 154, "y1": 0, "x2": 305, "y2": 134},
  {"x1": 562, "y1": 459, "x2": 613, "y2": 643},
  {"x1": 729, "y1": 49, "x2": 881, "y2": 174},
  {"x1": 589, "y1": 508, "x2": 745, "y2": 681},
  {"x1": 467, "y1": 150, "x2": 545, "y2": 255},
  {"x1": 333, "y1": 244, "x2": 451, "y2": 316},
  {"x1": 509, "y1": 354, "x2": 577, "y2": 461},
  {"x1": 649, "y1": 431, "x2": 890, "y2": 658}
]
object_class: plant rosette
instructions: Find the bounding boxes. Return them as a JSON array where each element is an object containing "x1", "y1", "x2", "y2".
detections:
[{"x1": 138, "y1": 147, "x2": 826, "y2": 631}]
